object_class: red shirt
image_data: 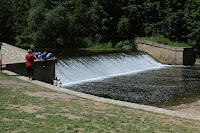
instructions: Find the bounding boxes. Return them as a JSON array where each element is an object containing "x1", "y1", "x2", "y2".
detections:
[{"x1": 25, "y1": 54, "x2": 36, "y2": 67}]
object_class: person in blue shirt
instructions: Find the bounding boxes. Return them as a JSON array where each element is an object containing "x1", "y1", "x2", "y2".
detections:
[
  {"x1": 37, "y1": 52, "x2": 47, "y2": 67},
  {"x1": 38, "y1": 52, "x2": 46, "y2": 60},
  {"x1": 46, "y1": 53, "x2": 53, "y2": 59}
]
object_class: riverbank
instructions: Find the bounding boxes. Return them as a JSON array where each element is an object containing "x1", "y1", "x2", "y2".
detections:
[
  {"x1": 2, "y1": 42, "x2": 200, "y2": 132},
  {"x1": 1, "y1": 72, "x2": 200, "y2": 132},
  {"x1": 166, "y1": 58, "x2": 200, "y2": 116},
  {"x1": 167, "y1": 100, "x2": 200, "y2": 118}
]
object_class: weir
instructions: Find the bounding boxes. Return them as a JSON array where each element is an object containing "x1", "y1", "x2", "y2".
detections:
[
  {"x1": 56, "y1": 52, "x2": 167, "y2": 87},
  {"x1": 56, "y1": 51, "x2": 200, "y2": 107},
  {"x1": 132, "y1": 39, "x2": 196, "y2": 65}
]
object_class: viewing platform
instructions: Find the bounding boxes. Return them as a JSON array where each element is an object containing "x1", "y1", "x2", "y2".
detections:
[{"x1": 1, "y1": 43, "x2": 57, "y2": 84}]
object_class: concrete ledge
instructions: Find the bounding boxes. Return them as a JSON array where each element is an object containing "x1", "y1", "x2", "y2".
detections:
[
  {"x1": 133, "y1": 39, "x2": 196, "y2": 65},
  {"x1": 3, "y1": 70, "x2": 200, "y2": 121},
  {"x1": 135, "y1": 39, "x2": 185, "y2": 52},
  {"x1": 6, "y1": 59, "x2": 57, "y2": 84}
]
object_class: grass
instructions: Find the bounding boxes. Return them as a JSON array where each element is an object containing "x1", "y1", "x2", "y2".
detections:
[
  {"x1": 137, "y1": 36, "x2": 191, "y2": 48},
  {"x1": 1, "y1": 73, "x2": 200, "y2": 132},
  {"x1": 89, "y1": 42, "x2": 116, "y2": 52},
  {"x1": 89, "y1": 46, "x2": 115, "y2": 52}
]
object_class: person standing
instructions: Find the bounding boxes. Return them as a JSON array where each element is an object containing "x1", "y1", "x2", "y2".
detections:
[
  {"x1": 25, "y1": 49, "x2": 36, "y2": 80},
  {"x1": 53, "y1": 77, "x2": 58, "y2": 86},
  {"x1": 30, "y1": 45, "x2": 35, "y2": 53}
]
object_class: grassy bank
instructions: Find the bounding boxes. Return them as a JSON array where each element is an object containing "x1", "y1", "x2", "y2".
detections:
[
  {"x1": 1, "y1": 73, "x2": 200, "y2": 132},
  {"x1": 137, "y1": 36, "x2": 190, "y2": 48}
]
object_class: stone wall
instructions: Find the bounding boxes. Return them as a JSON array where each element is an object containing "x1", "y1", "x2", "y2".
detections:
[
  {"x1": 132, "y1": 39, "x2": 196, "y2": 65},
  {"x1": 6, "y1": 59, "x2": 57, "y2": 84}
]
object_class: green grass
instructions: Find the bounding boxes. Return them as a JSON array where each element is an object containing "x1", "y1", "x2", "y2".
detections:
[
  {"x1": 1, "y1": 73, "x2": 200, "y2": 132},
  {"x1": 137, "y1": 36, "x2": 191, "y2": 48},
  {"x1": 89, "y1": 42, "x2": 116, "y2": 52},
  {"x1": 89, "y1": 47, "x2": 116, "y2": 52}
]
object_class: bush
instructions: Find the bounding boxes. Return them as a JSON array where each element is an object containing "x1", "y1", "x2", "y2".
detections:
[
  {"x1": 115, "y1": 40, "x2": 129, "y2": 49},
  {"x1": 83, "y1": 37, "x2": 95, "y2": 47},
  {"x1": 151, "y1": 34, "x2": 170, "y2": 45},
  {"x1": 15, "y1": 36, "x2": 34, "y2": 49},
  {"x1": 89, "y1": 42, "x2": 115, "y2": 51}
]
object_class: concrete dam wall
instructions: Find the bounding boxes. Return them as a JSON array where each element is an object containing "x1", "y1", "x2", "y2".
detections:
[
  {"x1": 6, "y1": 59, "x2": 57, "y2": 84},
  {"x1": 132, "y1": 39, "x2": 196, "y2": 65},
  {"x1": 1, "y1": 43, "x2": 57, "y2": 84}
]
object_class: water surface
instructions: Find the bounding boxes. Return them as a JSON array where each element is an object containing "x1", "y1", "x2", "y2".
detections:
[{"x1": 55, "y1": 50, "x2": 200, "y2": 107}]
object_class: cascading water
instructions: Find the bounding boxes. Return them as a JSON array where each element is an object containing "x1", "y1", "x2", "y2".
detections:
[
  {"x1": 55, "y1": 51, "x2": 200, "y2": 107},
  {"x1": 56, "y1": 52, "x2": 166, "y2": 87}
]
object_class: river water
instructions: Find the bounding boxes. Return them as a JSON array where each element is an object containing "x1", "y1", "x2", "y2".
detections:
[{"x1": 55, "y1": 50, "x2": 200, "y2": 108}]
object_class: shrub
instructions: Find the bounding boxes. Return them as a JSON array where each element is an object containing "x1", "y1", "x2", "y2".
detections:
[
  {"x1": 151, "y1": 34, "x2": 170, "y2": 45},
  {"x1": 89, "y1": 41, "x2": 115, "y2": 51},
  {"x1": 83, "y1": 37, "x2": 94, "y2": 47},
  {"x1": 116, "y1": 40, "x2": 129, "y2": 49},
  {"x1": 15, "y1": 36, "x2": 34, "y2": 49}
]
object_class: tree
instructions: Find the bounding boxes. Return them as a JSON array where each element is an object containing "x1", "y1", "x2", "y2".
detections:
[
  {"x1": 0, "y1": 0, "x2": 14, "y2": 43},
  {"x1": 26, "y1": 0, "x2": 71, "y2": 47},
  {"x1": 117, "y1": 16, "x2": 130, "y2": 38},
  {"x1": 183, "y1": 0, "x2": 200, "y2": 56},
  {"x1": 11, "y1": 0, "x2": 30, "y2": 35}
]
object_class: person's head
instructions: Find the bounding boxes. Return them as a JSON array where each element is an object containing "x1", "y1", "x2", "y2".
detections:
[
  {"x1": 31, "y1": 45, "x2": 34, "y2": 48},
  {"x1": 57, "y1": 77, "x2": 60, "y2": 81},
  {"x1": 28, "y1": 49, "x2": 32, "y2": 54},
  {"x1": 43, "y1": 52, "x2": 47, "y2": 55},
  {"x1": 54, "y1": 77, "x2": 57, "y2": 80}
]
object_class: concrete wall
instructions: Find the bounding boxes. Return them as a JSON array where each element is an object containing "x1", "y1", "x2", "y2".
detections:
[
  {"x1": 132, "y1": 39, "x2": 196, "y2": 65},
  {"x1": 6, "y1": 59, "x2": 57, "y2": 84}
]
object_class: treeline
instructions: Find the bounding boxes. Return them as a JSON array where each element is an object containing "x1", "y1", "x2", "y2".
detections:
[{"x1": 0, "y1": 0, "x2": 200, "y2": 54}]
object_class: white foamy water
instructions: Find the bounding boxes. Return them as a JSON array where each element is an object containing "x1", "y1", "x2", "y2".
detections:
[{"x1": 55, "y1": 52, "x2": 168, "y2": 87}]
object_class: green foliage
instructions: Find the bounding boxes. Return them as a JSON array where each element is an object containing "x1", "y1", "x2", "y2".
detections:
[
  {"x1": 117, "y1": 17, "x2": 130, "y2": 37},
  {"x1": 14, "y1": 36, "x2": 34, "y2": 49},
  {"x1": 116, "y1": 40, "x2": 129, "y2": 49},
  {"x1": 183, "y1": 0, "x2": 200, "y2": 55},
  {"x1": 11, "y1": 0, "x2": 30, "y2": 35},
  {"x1": 0, "y1": 0, "x2": 200, "y2": 56},
  {"x1": 89, "y1": 42, "x2": 115, "y2": 51},
  {"x1": 83, "y1": 37, "x2": 95, "y2": 47},
  {"x1": 26, "y1": 0, "x2": 71, "y2": 47},
  {"x1": 0, "y1": 0, "x2": 14, "y2": 43},
  {"x1": 137, "y1": 35, "x2": 190, "y2": 47}
]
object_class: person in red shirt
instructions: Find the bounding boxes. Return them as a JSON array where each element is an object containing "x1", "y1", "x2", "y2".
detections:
[{"x1": 25, "y1": 49, "x2": 36, "y2": 80}]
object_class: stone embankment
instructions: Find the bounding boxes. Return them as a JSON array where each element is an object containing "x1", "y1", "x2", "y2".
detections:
[
  {"x1": 1, "y1": 43, "x2": 27, "y2": 65},
  {"x1": 132, "y1": 39, "x2": 196, "y2": 65}
]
